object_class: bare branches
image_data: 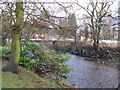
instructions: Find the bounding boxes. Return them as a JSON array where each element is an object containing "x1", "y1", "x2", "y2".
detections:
[
  {"x1": 75, "y1": 0, "x2": 92, "y2": 17},
  {"x1": 76, "y1": 0, "x2": 114, "y2": 49},
  {"x1": 1, "y1": 0, "x2": 117, "y2": 46}
]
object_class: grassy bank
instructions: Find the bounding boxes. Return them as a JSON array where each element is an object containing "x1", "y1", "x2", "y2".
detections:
[{"x1": 2, "y1": 60, "x2": 74, "y2": 88}]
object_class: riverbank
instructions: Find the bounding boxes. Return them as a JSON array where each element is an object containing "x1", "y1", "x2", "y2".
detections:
[
  {"x1": 50, "y1": 42, "x2": 119, "y2": 69},
  {"x1": 2, "y1": 59, "x2": 74, "y2": 88},
  {"x1": 70, "y1": 45, "x2": 119, "y2": 69}
]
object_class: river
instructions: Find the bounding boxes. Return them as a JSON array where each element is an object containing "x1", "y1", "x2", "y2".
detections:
[{"x1": 67, "y1": 54, "x2": 119, "y2": 88}]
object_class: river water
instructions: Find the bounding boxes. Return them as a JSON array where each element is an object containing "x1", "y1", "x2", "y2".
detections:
[{"x1": 66, "y1": 55, "x2": 119, "y2": 88}]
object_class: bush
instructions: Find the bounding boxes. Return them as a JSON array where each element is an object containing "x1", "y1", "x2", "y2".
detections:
[
  {"x1": 20, "y1": 42, "x2": 73, "y2": 79},
  {"x1": 44, "y1": 50, "x2": 72, "y2": 79},
  {"x1": 2, "y1": 48, "x2": 11, "y2": 60},
  {"x1": 2, "y1": 42, "x2": 73, "y2": 80},
  {"x1": 49, "y1": 44, "x2": 70, "y2": 52}
]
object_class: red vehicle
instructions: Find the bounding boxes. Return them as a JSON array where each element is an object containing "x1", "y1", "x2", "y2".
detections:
[{"x1": 34, "y1": 34, "x2": 45, "y2": 39}]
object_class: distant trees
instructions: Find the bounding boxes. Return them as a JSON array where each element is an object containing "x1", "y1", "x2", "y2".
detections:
[
  {"x1": 58, "y1": 13, "x2": 77, "y2": 40},
  {"x1": 58, "y1": 18, "x2": 69, "y2": 38},
  {"x1": 68, "y1": 13, "x2": 77, "y2": 41},
  {"x1": 2, "y1": 2, "x2": 15, "y2": 45},
  {"x1": 84, "y1": 26, "x2": 89, "y2": 38},
  {"x1": 76, "y1": 0, "x2": 113, "y2": 50},
  {"x1": 2, "y1": 14, "x2": 11, "y2": 45}
]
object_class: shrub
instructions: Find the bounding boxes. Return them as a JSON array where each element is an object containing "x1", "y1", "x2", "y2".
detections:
[
  {"x1": 49, "y1": 44, "x2": 70, "y2": 52},
  {"x1": 43, "y1": 50, "x2": 72, "y2": 79},
  {"x1": 2, "y1": 42, "x2": 73, "y2": 80},
  {"x1": 2, "y1": 48, "x2": 11, "y2": 60},
  {"x1": 20, "y1": 42, "x2": 73, "y2": 79}
]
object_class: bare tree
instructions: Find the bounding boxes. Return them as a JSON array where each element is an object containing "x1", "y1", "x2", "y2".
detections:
[{"x1": 76, "y1": 0, "x2": 113, "y2": 50}]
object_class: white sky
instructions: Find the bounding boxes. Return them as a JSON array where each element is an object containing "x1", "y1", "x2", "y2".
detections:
[
  {"x1": 38, "y1": 0, "x2": 119, "y2": 16},
  {"x1": 1, "y1": 0, "x2": 119, "y2": 14},
  {"x1": 1, "y1": 0, "x2": 119, "y2": 25},
  {"x1": 39, "y1": 0, "x2": 119, "y2": 25}
]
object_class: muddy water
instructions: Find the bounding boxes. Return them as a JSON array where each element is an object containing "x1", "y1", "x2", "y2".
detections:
[{"x1": 67, "y1": 55, "x2": 119, "y2": 88}]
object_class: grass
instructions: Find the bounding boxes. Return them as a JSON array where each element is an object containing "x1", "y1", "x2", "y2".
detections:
[{"x1": 2, "y1": 60, "x2": 74, "y2": 88}]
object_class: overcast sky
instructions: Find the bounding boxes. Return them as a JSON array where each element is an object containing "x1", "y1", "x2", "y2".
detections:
[
  {"x1": 32, "y1": 0, "x2": 119, "y2": 17},
  {"x1": 39, "y1": 0, "x2": 119, "y2": 24},
  {"x1": 1, "y1": 0, "x2": 119, "y2": 25}
]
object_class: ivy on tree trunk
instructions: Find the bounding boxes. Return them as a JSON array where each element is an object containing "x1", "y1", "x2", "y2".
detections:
[{"x1": 2, "y1": 1, "x2": 24, "y2": 73}]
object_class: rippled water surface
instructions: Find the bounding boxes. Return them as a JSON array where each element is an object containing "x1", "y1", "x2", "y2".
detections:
[{"x1": 67, "y1": 55, "x2": 119, "y2": 88}]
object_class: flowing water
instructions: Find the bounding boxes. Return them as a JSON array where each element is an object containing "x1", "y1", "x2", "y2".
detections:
[{"x1": 67, "y1": 54, "x2": 119, "y2": 88}]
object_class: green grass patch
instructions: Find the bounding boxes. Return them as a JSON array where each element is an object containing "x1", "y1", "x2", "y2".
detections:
[{"x1": 2, "y1": 60, "x2": 73, "y2": 88}]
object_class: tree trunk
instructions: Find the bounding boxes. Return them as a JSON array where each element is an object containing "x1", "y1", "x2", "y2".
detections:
[
  {"x1": 74, "y1": 30, "x2": 77, "y2": 46},
  {"x1": 93, "y1": 35, "x2": 99, "y2": 50},
  {"x1": 93, "y1": 27, "x2": 101, "y2": 50},
  {"x1": 2, "y1": 32, "x2": 20, "y2": 73},
  {"x1": 2, "y1": 2, "x2": 24, "y2": 73},
  {"x1": 74, "y1": 30, "x2": 80, "y2": 54}
]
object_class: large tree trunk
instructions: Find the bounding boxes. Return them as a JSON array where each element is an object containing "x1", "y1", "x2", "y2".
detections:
[
  {"x1": 2, "y1": 32, "x2": 21, "y2": 73},
  {"x1": 2, "y1": 2, "x2": 24, "y2": 73}
]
